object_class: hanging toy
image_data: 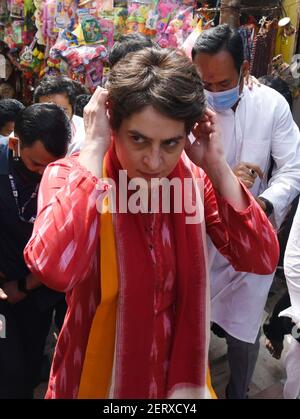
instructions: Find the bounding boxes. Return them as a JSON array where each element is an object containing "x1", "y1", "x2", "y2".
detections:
[
  {"x1": 10, "y1": 0, "x2": 25, "y2": 19},
  {"x1": 11, "y1": 20, "x2": 25, "y2": 46},
  {"x1": 55, "y1": 0, "x2": 77, "y2": 33},
  {"x1": 20, "y1": 37, "x2": 45, "y2": 75},
  {"x1": 20, "y1": 45, "x2": 34, "y2": 67},
  {"x1": 81, "y1": 16, "x2": 103, "y2": 44},
  {"x1": 0, "y1": 0, "x2": 9, "y2": 23},
  {"x1": 34, "y1": 0, "x2": 45, "y2": 45},
  {"x1": 42, "y1": 0, "x2": 58, "y2": 45},
  {"x1": 145, "y1": 0, "x2": 159, "y2": 37}
]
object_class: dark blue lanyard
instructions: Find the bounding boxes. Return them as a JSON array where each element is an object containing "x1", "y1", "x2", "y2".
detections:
[{"x1": 8, "y1": 173, "x2": 39, "y2": 224}]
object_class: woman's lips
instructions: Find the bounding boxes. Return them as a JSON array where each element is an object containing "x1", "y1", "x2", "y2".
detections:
[{"x1": 137, "y1": 170, "x2": 161, "y2": 179}]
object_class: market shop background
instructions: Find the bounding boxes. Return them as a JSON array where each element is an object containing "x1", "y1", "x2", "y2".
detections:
[{"x1": 0, "y1": 1, "x2": 299, "y2": 108}]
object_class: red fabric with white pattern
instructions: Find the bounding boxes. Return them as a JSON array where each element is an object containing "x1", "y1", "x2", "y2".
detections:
[{"x1": 24, "y1": 150, "x2": 279, "y2": 398}]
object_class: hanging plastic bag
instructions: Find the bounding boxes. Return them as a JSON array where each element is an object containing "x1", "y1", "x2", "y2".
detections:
[{"x1": 181, "y1": 19, "x2": 202, "y2": 59}]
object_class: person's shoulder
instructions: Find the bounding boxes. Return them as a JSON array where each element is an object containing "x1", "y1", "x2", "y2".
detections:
[
  {"x1": 42, "y1": 154, "x2": 80, "y2": 183},
  {"x1": 0, "y1": 143, "x2": 9, "y2": 174},
  {"x1": 47, "y1": 154, "x2": 80, "y2": 170},
  {"x1": 0, "y1": 142, "x2": 9, "y2": 161},
  {"x1": 250, "y1": 83, "x2": 288, "y2": 106},
  {"x1": 245, "y1": 84, "x2": 291, "y2": 121}
]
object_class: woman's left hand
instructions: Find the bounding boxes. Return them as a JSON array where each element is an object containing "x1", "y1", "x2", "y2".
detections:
[
  {"x1": 0, "y1": 287, "x2": 7, "y2": 300},
  {"x1": 185, "y1": 108, "x2": 226, "y2": 174},
  {"x1": 0, "y1": 272, "x2": 7, "y2": 300},
  {"x1": 186, "y1": 108, "x2": 248, "y2": 210}
]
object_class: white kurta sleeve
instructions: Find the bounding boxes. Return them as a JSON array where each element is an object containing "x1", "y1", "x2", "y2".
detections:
[
  {"x1": 67, "y1": 115, "x2": 86, "y2": 156},
  {"x1": 259, "y1": 96, "x2": 300, "y2": 229}
]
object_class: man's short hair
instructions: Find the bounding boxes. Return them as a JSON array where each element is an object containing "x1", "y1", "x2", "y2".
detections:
[
  {"x1": 0, "y1": 99, "x2": 25, "y2": 131},
  {"x1": 192, "y1": 24, "x2": 245, "y2": 73},
  {"x1": 109, "y1": 33, "x2": 159, "y2": 67},
  {"x1": 14, "y1": 103, "x2": 71, "y2": 157},
  {"x1": 33, "y1": 75, "x2": 77, "y2": 113},
  {"x1": 74, "y1": 94, "x2": 91, "y2": 118},
  {"x1": 107, "y1": 47, "x2": 206, "y2": 134},
  {"x1": 71, "y1": 80, "x2": 90, "y2": 97}
]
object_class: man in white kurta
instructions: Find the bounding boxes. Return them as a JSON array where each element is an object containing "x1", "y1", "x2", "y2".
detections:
[
  {"x1": 68, "y1": 113, "x2": 85, "y2": 156},
  {"x1": 192, "y1": 24, "x2": 300, "y2": 398},
  {"x1": 281, "y1": 203, "x2": 300, "y2": 399},
  {"x1": 34, "y1": 75, "x2": 85, "y2": 156}
]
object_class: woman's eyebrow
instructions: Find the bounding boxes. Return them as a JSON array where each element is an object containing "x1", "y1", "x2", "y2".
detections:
[{"x1": 128, "y1": 130, "x2": 184, "y2": 143}]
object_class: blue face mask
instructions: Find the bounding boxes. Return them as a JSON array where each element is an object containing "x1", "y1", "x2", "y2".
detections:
[{"x1": 204, "y1": 72, "x2": 242, "y2": 112}]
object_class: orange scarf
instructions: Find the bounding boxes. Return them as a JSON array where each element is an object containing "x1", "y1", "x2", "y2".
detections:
[{"x1": 78, "y1": 147, "x2": 216, "y2": 399}]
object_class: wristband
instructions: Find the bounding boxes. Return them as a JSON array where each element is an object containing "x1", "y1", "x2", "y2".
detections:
[{"x1": 259, "y1": 197, "x2": 274, "y2": 217}]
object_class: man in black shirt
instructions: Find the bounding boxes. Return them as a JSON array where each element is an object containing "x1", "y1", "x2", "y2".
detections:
[
  {"x1": 0, "y1": 103, "x2": 71, "y2": 398},
  {"x1": 0, "y1": 99, "x2": 24, "y2": 145}
]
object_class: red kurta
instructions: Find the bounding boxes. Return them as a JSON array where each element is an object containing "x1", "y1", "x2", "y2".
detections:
[{"x1": 24, "y1": 155, "x2": 279, "y2": 398}]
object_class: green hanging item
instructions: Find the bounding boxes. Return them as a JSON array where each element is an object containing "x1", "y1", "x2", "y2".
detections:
[{"x1": 82, "y1": 17, "x2": 103, "y2": 44}]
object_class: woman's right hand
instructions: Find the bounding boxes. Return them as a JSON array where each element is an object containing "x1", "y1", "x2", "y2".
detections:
[
  {"x1": 0, "y1": 272, "x2": 7, "y2": 300},
  {"x1": 79, "y1": 87, "x2": 112, "y2": 178},
  {"x1": 83, "y1": 86, "x2": 111, "y2": 154}
]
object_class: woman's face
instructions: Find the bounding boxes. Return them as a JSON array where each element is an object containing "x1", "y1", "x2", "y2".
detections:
[{"x1": 114, "y1": 106, "x2": 187, "y2": 181}]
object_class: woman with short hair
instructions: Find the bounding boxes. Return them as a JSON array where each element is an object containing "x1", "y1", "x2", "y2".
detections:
[{"x1": 24, "y1": 48, "x2": 279, "y2": 399}]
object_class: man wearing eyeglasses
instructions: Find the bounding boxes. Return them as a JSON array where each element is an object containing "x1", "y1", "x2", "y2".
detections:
[{"x1": 0, "y1": 103, "x2": 71, "y2": 398}]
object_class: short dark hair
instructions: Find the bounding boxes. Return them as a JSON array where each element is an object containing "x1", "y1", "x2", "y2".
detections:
[
  {"x1": 0, "y1": 99, "x2": 25, "y2": 130},
  {"x1": 34, "y1": 75, "x2": 77, "y2": 113},
  {"x1": 71, "y1": 80, "x2": 90, "y2": 96},
  {"x1": 107, "y1": 47, "x2": 206, "y2": 133},
  {"x1": 192, "y1": 24, "x2": 245, "y2": 73},
  {"x1": 74, "y1": 94, "x2": 91, "y2": 117},
  {"x1": 109, "y1": 33, "x2": 159, "y2": 67},
  {"x1": 258, "y1": 75, "x2": 293, "y2": 110},
  {"x1": 14, "y1": 103, "x2": 71, "y2": 157}
]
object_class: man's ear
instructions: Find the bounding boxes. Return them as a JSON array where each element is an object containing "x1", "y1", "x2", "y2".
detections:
[
  {"x1": 242, "y1": 60, "x2": 250, "y2": 78},
  {"x1": 8, "y1": 136, "x2": 20, "y2": 158}
]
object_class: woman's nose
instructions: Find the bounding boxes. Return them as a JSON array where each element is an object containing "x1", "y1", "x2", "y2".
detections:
[{"x1": 143, "y1": 149, "x2": 161, "y2": 171}]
